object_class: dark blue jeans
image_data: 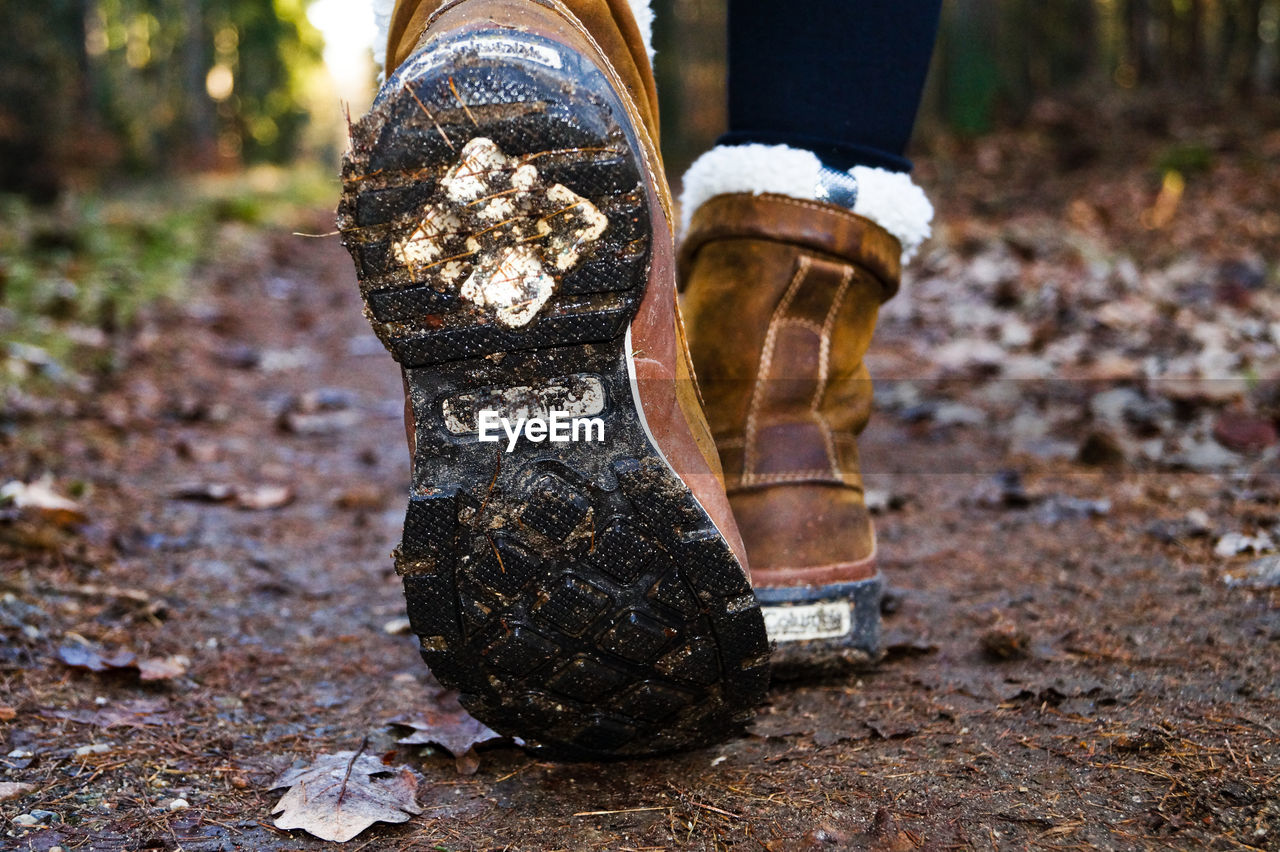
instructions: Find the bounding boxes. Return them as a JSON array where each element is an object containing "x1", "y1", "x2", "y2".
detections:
[{"x1": 720, "y1": 0, "x2": 942, "y2": 173}]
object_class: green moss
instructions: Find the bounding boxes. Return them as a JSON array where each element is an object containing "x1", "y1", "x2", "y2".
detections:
[{"x1": 0, "y1": 165, "x2": 337, "y2": 395}]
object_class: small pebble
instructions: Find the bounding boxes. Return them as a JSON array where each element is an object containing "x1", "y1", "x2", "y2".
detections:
[
  {"x1": 29, "y1": 809, "x2": 57, "y2": 823},
  {"x1": 74, "y1": 743, "x2": 111, "y2": 756},
  {"x1": 1185, "y1": 509, "x2": 1212, "y2": 533},
  {"x1": 383, "y1": 617, "x2": 412, "y2": 636},
  {"x1": 168, "y1": 798, "x2": 189, "y2": 811},
  {"x1": 1214, "y1": 531, "x2": 1276, "y2": 558},
  {"x1": 13, "y1": 813, "x2": 39, "y2": 826}
]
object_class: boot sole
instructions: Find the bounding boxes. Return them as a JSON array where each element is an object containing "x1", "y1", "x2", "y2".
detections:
[
  {"x1": 755, "y1": 576, "x2": 883, "y2": 680},
  {"x1": 338, "y1": 29, "x2": 769, "y2": 757}
]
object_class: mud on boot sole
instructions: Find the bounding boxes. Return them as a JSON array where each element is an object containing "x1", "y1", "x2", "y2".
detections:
[{"x1": 338, "y1": 28, "x2": 769, "y2": 757}]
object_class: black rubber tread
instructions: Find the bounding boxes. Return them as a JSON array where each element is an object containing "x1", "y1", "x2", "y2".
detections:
[{"x1": 338, "y1": 28, "x2": 769, "y2": 757}]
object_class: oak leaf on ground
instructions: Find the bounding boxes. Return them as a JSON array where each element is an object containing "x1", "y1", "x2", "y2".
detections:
[{"x1": 270, "y1": 751, "x2": 423, "y2": 842}]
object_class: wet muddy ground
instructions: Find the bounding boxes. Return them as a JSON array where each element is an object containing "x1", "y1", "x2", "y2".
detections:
[{"x1": 4, "y1": 114, "x2": 1280, "y2": 849}]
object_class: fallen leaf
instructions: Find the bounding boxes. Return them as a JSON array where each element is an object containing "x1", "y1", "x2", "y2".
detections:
[
  {"x1": 57, "y1": 642, "x2": 137, "y2": 673},
  {"x1": 235, "y1": 485, "x2": 294, "y2": 511},
  {"x1": 1213, "y1": 411, "x2": 1278, "y2": 452},
  {"x1": 0, "y1": 782, "x2": 34, "y2": 802},
  {"x1": 170, "y1": 483, "x2": 237, "y2": 503},
  {"x1": 334, "y1": 485, "x2": 386, "y2": 510},
  {"x1": 389, "y1": 696, "x2": 504, "y2": 775},
  {"x1": 49, "y1": 698, "x2": 175, "y2": 728},
  {"x1": 0, "y1": 477, "x2": 87, "y2": 528},
  {"x1": 278, "y1": 409, "x2": 361, "y2": 436},
  {"x1": 0, "y1": 705, "x2": 15, "y2": 721},
  {"x1": 270, "y1": 751, "x2": 423, "y2": 842},
  {"x1": 137, "y1": 655, "x2": 189, "y2": 681},
  {"x1": 1214, "y1": 531, "x2": 1276, "y2": 558},
  {"x1": 170, "y1": 483, "x2": 293, "y2": 510}
]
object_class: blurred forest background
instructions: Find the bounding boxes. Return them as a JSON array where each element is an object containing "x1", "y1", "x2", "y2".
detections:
[
  {"x1": 1, "y1": 0, "x2": 1279, "y2": 393},
  {"x1": 4, "y1": 0, "x2": 1279, "y2": 198},
  {"x1": 657, "y1": 0, "x2": 1280, "y2": 164}
]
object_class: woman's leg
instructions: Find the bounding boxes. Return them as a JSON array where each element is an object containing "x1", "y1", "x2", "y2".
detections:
[{"x1": 723, "y1": 0, "x2": 942, "y2": 173}]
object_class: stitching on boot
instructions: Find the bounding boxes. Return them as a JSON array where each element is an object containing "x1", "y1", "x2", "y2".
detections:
[
  {"x1": 742, "y1": 255, "x2": 811, "y2": 486},
  {"x1": 813, "y1": 263, "x2": 855, "y2": 481},
  {"x1": 730, "y1": 471, "x2": 868, "y2": 487},
  {"x1": 777, "y1": 316, "x2": 825, "y2": 338}
]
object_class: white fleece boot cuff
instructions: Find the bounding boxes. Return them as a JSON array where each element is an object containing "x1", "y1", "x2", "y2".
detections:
[
  {"x1": 679, "y1": 143, "x2": 933, "y2": 262},
  {"x1": 372, "y1": 0, "x2": 655, "y2": 72}
]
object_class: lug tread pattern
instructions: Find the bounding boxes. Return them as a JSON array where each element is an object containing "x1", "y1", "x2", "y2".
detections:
[
  {"x1": 415, "y1": 459, "x2": 770, "y2": 757},
  {"x1": 387, "y1": 306, "x2": 632, "y2": 367},
  {"x1": 368, "y1": 284, "x2": 458, "y2": 323},
  {"x1": 343, "y1": 59, "x2": 647, "y2": 368}
]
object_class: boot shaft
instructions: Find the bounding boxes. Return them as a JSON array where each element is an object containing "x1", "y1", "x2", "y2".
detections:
[{"x1": 680, "y1": 192, "x2": 900, "y2": 491}]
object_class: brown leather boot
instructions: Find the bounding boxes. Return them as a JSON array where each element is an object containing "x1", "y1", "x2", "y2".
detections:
[
  {"x1": 337, "y1": 0, "x2": 768, "y2": 757},
  {"x1": 680, "y1": 192, "x2": 902, "y2": 674}
]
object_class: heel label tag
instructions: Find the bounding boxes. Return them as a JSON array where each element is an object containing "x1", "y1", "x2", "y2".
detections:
[{"x1": 762, "y1": 602, "x2": 851, "y2": 643}]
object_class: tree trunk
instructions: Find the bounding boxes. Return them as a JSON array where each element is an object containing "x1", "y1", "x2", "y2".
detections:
[
  {"x1": 1240, "y1": 0, "x2": 1264, "y2": 92},
  {"x1": 1126, "y1": 0, "x2": 1154, "y2": 82},
  {"x1": 946, "y1": 0, "x2": 1000, "y2": 134},
  {"x1": 1190, "y1": 0, "x2": 1206, "y2": 75},
  {"x1": 182, "y1": 0, "x2": 216, "y2": 167}
]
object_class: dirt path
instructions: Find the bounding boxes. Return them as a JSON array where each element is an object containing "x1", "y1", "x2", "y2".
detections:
[{"x1": 3, "y1": 172, "x2": 1279, "y2": 850}]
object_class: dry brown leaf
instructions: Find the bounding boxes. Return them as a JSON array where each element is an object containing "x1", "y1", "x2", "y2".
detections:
[
  {"x1": 333, "y1": 484, "x2": 386, "y2": 510},
  {"x1": 0, "y1": 705, "x2": 16, "y2": 722},
  {"x1": 0, "y1": 477, "x2": 87, "y2": 527},
  {"x1": 170, "y1": 482, "x2": 237, "y2": 503},
  {"x1": 57, "y1": 642, "x2": 137, "y2": 673},
  {"x1": 171, "y1": 482, "x2": 293, "y2": 510},
  {"x1": 137, "y1": 655, "x2": 189, "y2": 681},
  {"x1": 235, "y1": 484, "x2": 294, "y2": 510},
  {"x1": 56, "y1": 643, "x2": 186, "y2": 683},
  {"x1": 49, "y1": 697, "x2": 175, "y2": 728},
  {"x1": 270, "y1": 751, "x2": 423, "y2": 842},
  {"x1": 0, "y1": 782, "x2": 34, "y2": 802},
  {"x1": 389, "y1": 697, "x2": 504, "y2": 775}
]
